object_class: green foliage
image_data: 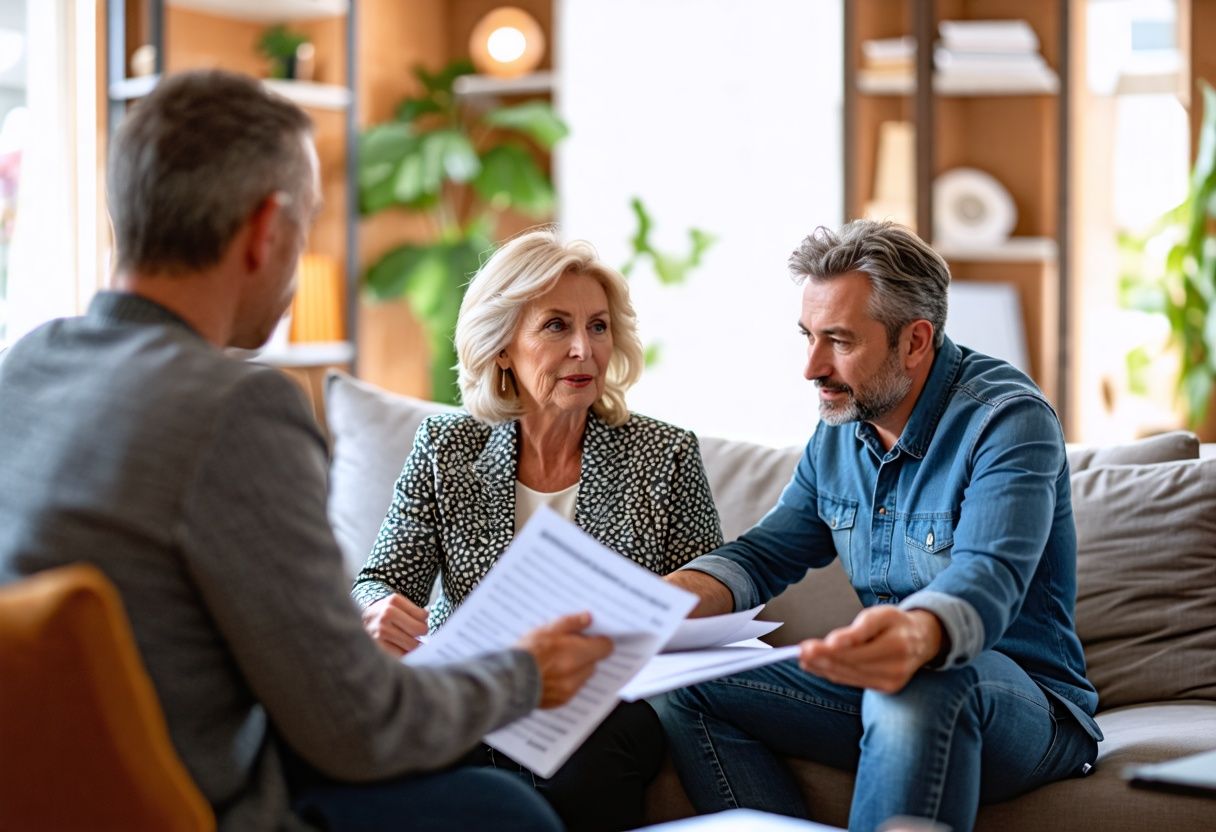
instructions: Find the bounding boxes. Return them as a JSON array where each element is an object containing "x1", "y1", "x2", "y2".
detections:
[
  {"x1": 257, "y1": 25, "x2": 309, "y2": 78},
  {"x1": 621, "y1": 197, "x2": 716, "y2": 285},
  {"x1": 357, "y1": 61, "x2": 568, "y2": 404},
  {"x1": 620, "y1": 197, "x2": 717, "y2": 367},
  {"x1": 1120, "y1": 80, "x2": 1216, "y2": 427}
]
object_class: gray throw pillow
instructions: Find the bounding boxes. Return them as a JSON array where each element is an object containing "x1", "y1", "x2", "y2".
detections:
[
  {"x1": 1072, "y1": 457, "x2": 1216, "y2": 710},
  {"x1": 1067, "y1": 430, "x2": 1198, "y2": 473},
  {"x1": 324, "y1": 371, "x2": 456, "y2": 578}
]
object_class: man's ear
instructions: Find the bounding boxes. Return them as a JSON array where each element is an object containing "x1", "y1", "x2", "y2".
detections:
[
  {"x1": 243, "y1": 193, "x2": 284, "y2": 272},
  {"x1": 904, "y1": 319, "x2": 935, "y2": 370}
]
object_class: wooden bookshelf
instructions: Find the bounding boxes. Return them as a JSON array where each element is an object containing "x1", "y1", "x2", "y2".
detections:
[{"x1": 845, "y1": 0, "x2": 1070, "y2": 413}]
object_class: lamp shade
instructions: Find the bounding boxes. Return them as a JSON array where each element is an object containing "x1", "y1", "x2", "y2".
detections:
[{"x1": 469, "y1": 7, "x2": 545, "y2": 78}]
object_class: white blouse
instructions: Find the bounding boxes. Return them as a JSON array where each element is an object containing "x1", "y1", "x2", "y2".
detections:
[{"x1": 514, "y1": 479, "x2": 579, "y2": 533}]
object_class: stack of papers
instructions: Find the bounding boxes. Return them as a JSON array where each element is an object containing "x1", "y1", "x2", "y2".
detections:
[
  {"x1": 935, "y1": 19, "x2": 1058, "y2": 93},
  {"x1": 858, "y1": 35, "x2": 916, "y2": 90},
  {"x1": 404, "y1": 507, "x2": 799, "y2": 777}
]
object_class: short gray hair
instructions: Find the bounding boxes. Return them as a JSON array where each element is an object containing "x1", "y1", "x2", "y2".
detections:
[
  {"x1": 456, "y1": 228, "x2": 644, "y2": 426},
  {"x1": 789, "y1": 220, "x2": 950, "y2": 349},
  {"x1": 107, "y1": 69, "x2": 313, "y2": 275}
]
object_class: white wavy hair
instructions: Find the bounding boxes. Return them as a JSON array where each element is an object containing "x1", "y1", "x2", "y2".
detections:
[{"x1": 456, "y1": 228, "x2": 643, "y2": 426}]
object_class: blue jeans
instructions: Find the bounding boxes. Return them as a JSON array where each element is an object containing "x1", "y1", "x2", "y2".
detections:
[
  {"x1": 661, "y1": 652, "x2": 1097, "y2": 832},
  {"x1": 287, "y1": 759, "x2": 562, "y2": 832}
]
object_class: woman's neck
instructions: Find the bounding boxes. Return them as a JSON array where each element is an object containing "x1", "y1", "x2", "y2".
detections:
[{"x1": 516, "y1": 408, "x2": 588, "y2": 492}]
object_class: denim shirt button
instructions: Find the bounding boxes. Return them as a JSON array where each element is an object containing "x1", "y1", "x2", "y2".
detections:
[
  {"x1": 831, "y1": 517, "x2": 838, "y2": 528},
  {"x1": 926, "y1": 531, "x2": 935, "y2": 547},
  {"x1": 877, "y1": 507, "x2": 887, "y2": 515}
]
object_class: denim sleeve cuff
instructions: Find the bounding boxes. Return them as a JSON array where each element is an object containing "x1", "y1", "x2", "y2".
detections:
[
  {"x1": 679, "y1": 555, "x2": 759, "y2": 612},
  {"x1": 899, "y1": 590, "x2": 984, "y2": 669}
]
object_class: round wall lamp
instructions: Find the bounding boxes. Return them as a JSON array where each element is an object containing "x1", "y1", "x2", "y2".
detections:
[{"x1": 469, "y1": 7, "x2": 545, "y2": 78}]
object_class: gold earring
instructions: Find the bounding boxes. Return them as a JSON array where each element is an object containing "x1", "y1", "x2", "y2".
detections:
[{"x1": 499, "y1": 368, "x2": 508, "y2": 394}]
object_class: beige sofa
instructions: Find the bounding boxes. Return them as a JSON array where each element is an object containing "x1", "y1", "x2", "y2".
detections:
[{"x1": 325, "y1": 372, "x2": 1216, "y2": 831}]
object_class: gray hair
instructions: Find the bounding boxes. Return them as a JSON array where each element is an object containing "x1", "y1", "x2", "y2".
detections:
[
  {"x1": 788, "y1": 220, "x2": 950, "y2": 349},
  {"x1": 456, "y1": 228, "x2": 644, "y2": 426},
  {"x1": 107, "y1": 69, "x2": 313, "y2": 275}
]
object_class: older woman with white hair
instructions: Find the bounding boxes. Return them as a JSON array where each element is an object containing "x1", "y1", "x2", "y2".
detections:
[{"x1": 352, "y1": 228, "x2": 723, "y2": 831}]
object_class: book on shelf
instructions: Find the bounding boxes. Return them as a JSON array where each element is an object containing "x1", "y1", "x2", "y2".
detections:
[
  {"x1": 938, "y1": 19, "x2": 1039, "y2": 53},
  {"x1": 861, "y1": 35, "x2": 916, "y2": 65},
  {"x1": 934, "y1": 47, "x2": 1047, "y2": 73}
]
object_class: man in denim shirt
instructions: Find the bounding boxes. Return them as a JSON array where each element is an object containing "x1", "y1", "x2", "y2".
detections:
[{"x1": 662, "y1": 221, "x2": 1100, "y2": 832}]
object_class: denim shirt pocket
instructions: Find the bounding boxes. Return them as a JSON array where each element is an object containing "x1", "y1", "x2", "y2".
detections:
[
  {"x1": 818, "y1": 494, "x2": 859, "y2": 580},
  {"x1": 903, "y1": 514, "x2": 955, "y2": 589}
]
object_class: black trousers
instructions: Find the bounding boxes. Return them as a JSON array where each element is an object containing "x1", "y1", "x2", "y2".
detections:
[{"x1": 462, "y1": 699, "x2": 667, "y2": 832}]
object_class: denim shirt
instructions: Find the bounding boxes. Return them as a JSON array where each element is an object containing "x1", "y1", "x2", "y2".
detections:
[{"x1": 686, "y1": 337, "x2": 1101, "y2": 741}]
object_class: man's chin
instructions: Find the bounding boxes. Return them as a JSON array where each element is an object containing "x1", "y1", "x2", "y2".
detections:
[{"x1": 818, "y1": 403, "x2": 859, "y2": 425}]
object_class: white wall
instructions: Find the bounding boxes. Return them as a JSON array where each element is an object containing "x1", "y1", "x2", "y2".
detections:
[{"x1": 555, "y1": 0, "x2": 843, "y2": 447}]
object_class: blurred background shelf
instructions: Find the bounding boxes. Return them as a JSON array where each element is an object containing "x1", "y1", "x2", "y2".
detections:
[{"x1": 452, "y1": 70, "x2": 554, "y2": 98}]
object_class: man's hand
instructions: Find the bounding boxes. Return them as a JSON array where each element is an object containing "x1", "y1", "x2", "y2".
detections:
[
  {"x1": 799, "y1": 607, "x2": 943, "y2": 693},
  {"x1": 516, "y1": 612, "x2": 614, "y2": 709},
  {"x1": 664, "y1": 569, "x2": 734, "y2": 618},
  {"x1": 361, "y1": 593, "x2": 429, "y2": 658}
]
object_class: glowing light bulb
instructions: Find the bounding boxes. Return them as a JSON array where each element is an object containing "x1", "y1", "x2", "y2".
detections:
[
  {"x1": 469, "y1": 8, "x2": 545, "y2": 78},
  {"x1": 487, "y1": 26, "x2": 527, "y2": 63}
]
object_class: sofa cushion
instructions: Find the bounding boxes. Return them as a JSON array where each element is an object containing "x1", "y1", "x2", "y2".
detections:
[
  {"x1": 1072, "y1": 457, "x2": 1216, "y2": 710},
  {"x1": 698, "y1": 436, "x2": 801, "y2": 541},
  {"x1": 324, "y1": 372, "x2": 455, "y2": 577},
  {"x1": 1067, "y1": 430, "x2": 1199, "y2": 473}
]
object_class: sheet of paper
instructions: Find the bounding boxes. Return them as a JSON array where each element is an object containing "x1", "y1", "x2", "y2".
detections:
[
  {"x1": 661, "y1": 605, "x2": 782, "y2": 652},
  {"x1": 403, "y1": 506, "x2": 697, "y2": 777},
  {"x1": 619, "y1": 644, "x2": 801, "y2": 701},
  {"x1": 636, "y1": 807, "x2": 845, "y2": 831}
]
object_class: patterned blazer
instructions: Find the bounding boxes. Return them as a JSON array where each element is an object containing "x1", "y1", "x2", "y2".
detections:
[{"x1": 352, "y1": 410, "x2": 725, "y2": 629}]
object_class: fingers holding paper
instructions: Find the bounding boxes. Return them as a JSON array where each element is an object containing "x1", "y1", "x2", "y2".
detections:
[
  {"x1": 361, "y1": 593, "x2": 430, "y2": 657},
  {"x1": 798, "y1": 606, "x2": 943, "y2": 694},
  {"x1": 517, "y1": 611, "x2": 615, "y2": 709}
]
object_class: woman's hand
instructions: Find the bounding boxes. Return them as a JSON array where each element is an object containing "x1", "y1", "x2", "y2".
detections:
[
  {"x1": 362, "y1": 593, "x2": 429, "y2": 658},
  {"x1": 516, "y1": 612, "x2": 614, "y2": 708}
]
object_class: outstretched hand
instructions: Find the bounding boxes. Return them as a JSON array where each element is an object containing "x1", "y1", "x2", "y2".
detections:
[
  {"x1": 799, "y1": 606, "x2": 943, "y2": 693},
  {"x1": 516, "y1": 612, "x2": 614, "y2": 709}
]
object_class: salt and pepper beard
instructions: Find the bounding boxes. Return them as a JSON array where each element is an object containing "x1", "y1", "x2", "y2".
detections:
[{"x1": 815, "y1": 344, "x2": 913, "y2": 426}]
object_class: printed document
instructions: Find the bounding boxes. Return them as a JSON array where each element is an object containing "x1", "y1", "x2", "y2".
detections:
[{"x1": 404, "y1": 506, "x2": 697, "y2": 777}]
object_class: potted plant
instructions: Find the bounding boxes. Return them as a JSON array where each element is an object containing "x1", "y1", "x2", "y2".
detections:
[
  {"x1": 1120, "y1": 79, "x2": 1216, "y2": 428},
  {"x1": 257, "y1": 24, "x2": 310, "y2": 80},
  {"x1": 358, "y1": 60, "x2": 567, "y2": 403}
]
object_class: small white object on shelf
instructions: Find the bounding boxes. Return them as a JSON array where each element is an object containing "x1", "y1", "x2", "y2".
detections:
[
  {"x1": 167, "y1": 0, "x2": 347, "y2": 21},
  {"x1": 934, "y1": 167, "x2": 1017, "y2": 246},
  {"x1": 453, "y1": 70, "x2": 555, "y2": 98},
  {"x1": 934, "y1": 236, "x2": 1058, "y2": 263},
  {"x1": 939, "y1": 19, "x2": 1039, "y2": 53},
  {"x1": 935, "y1": 67, "x2": 1059, "y2": 95},
  {"x1": 262, "y1": 79, "x2": 351, "y2": 110},
  {"x1": 110, "y1": 74, "x2": 160, "y2": 101},
  {"x1": 857, "y1": 70, "x2": 915, "y2": 95},
  {"x1": 862, "y1": 35, "x2": 916, "y2": 65},
  {"x1": 934, "y1": 18, "x2": 1057, "y2": 96}
]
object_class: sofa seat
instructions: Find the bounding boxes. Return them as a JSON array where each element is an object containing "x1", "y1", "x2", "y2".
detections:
[
  {"x1": 645, "y1": 700, "x2": 1216, "y2": 830},
  {"x1": 324, "y1": 373, "x2": 1216, "y2": 832}
]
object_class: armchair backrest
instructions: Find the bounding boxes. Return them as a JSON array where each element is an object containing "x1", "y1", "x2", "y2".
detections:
[{"x1": 0, "y1": 563, "x2": 214, "y2": 831}]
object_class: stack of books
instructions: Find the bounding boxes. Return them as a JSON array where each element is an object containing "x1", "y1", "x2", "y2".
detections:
[
  {"x1": 858, "y1": 35, "x2": 915, "y2": 92},
  {"x1": 935, "y1": 19, "x2": 1058, "y2": 94}
]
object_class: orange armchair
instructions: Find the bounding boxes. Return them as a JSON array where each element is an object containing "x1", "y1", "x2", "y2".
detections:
[{"x1": 0, "y1": 563, "x2": 214, "y2": 831}]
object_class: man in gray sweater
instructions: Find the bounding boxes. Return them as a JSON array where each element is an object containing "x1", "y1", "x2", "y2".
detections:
[{"x1": 0, "y1": 70, "x2": 611, "y2": 831}]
